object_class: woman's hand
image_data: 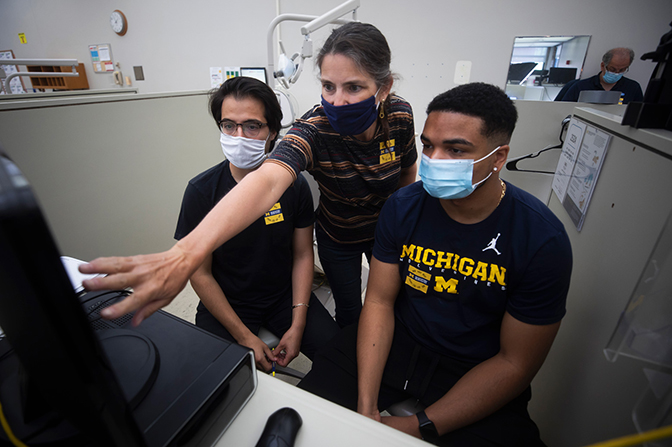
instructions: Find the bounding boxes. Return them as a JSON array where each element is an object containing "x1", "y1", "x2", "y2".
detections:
[{"x1": 79, "y1": 244, "x2": 197, "y2": 326}]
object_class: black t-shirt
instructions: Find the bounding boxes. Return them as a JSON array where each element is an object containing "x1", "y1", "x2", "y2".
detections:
[
  {"x1": 374, "y1": 181, "x2": 572, "y2": 363},
  {"x1": 175, "y1": 160, "x2": 315, "y2": 309}
]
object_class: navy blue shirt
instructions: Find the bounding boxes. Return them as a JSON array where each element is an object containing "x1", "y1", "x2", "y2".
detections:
[
  {"x1": 561, "y1": 72, "x2": 643, "y2": 104},
  {"x1": 373, "y1": 181, "x2": 572, "y2": 363}
]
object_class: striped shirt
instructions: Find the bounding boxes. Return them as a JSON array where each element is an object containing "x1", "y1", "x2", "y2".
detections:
[{"x1": 267, "y1": 94, "x2": 417, "y2": 244}]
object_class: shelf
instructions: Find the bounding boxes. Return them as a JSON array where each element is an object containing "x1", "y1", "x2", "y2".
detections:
[{"x1": 27, "y1": 63, "x2": 89, "y2": 90}]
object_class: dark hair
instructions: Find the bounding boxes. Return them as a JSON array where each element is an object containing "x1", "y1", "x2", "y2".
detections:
[
  {"x1": 602, "y1": 47, "x2": 635, "y2": 66},
  {"x1": 317, "y1": 22, "x2": 393, "y2": 89},
  {"x1": 208, "y1": 76, "x2": 282, "y2": 147},
  {"x1": 426, "y1": 83, "x2": 518, "y2": 143},
  {"x1": 316, "y1": 22, "x2": 395, "y2": 138}
]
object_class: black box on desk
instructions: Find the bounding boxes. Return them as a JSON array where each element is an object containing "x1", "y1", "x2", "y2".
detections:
[{"x1": 0, "y1": 152, "x2": 256, "y2": 446}]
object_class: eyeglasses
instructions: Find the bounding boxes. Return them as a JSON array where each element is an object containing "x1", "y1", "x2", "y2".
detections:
[
  {"x1": 606, "y1": 66, "x2": 629, "y2": 74},
  {"x1": 218, "y1": 119, "x2": 268, "y2": 138}
]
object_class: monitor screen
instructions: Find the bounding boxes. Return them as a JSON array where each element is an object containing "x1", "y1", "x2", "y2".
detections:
[
  {"x1": 577, "y1": 90, "x2": 623, "y2": 104},
  {"x1": 240, "y1": 67, "x2": 268, "y2": 84},
  {"x1": 507, "y1": 62, "x2": 538, "y2": 84},
  {"x1": 548, "y1": 67, "x2": 578, "y2": 85}
]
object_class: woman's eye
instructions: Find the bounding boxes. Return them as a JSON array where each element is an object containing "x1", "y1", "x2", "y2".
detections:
[{"x1": 322, "y1": 84, "x2": 334, "y2": 92}]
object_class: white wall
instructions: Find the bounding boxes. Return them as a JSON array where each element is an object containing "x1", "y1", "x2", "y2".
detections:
[
  {"x1": 1, "y1": 0, "x2": 671, "y2": 120},
  {"x1": 0, "y1": 1, "x2": 276, "y2": 93},
  {"x1": 559, "y1": 35, "x2": 591, "y2": 75}
]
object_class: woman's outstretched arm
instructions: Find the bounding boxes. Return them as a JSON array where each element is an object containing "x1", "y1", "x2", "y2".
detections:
[{"x1": 79, "y1": 162, "x2": 295, "y2": 326}]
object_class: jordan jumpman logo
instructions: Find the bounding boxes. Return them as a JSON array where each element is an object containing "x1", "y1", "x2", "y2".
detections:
[{"x1": 483, "y1": 233, "x2": 501, "y2": 255}]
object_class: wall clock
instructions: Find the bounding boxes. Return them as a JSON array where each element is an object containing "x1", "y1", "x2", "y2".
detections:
[{"x1": 110, "y1": 10, "x2": 128, "y2": 36}]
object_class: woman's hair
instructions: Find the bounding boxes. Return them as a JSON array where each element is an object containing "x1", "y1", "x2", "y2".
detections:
[
  {"x1": 317, "y1": 22, "x2": 396, "y2": 138},
  {"x1": 208, "y1": 76, "x2": 283, "y2": 148},
  {"x1": 317, "y1": 22, "x2": 393, "y2": 89}
]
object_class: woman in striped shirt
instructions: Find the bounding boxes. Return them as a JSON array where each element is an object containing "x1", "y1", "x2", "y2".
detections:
[{"x1": 81, "y1": 22, "x2": 418, "y2": 331}]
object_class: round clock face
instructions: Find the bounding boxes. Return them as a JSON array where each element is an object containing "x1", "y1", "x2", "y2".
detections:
[{"x1": 110, "y1": 10, "x2": 127, "y2": 35}]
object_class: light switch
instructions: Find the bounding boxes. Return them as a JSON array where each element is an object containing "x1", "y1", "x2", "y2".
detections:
[{"x1": 454, "y1": 61, "x2": 472, "y2": 85}]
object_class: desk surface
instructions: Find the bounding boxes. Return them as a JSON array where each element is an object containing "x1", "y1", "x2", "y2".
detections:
[{"x1": 215, "y1": 372, "x2": 427, "y2": 446}]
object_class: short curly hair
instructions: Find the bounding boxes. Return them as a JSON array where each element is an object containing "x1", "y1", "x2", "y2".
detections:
[{"x1": 426, "y1": 83, "x2": 518, "y2": 144}]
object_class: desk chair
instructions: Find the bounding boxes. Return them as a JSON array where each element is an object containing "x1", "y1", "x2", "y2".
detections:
[
  {"x1": 259, "y1": 255, "x2": 370, "y2": 381},
  {"x1": 386, "y1": 398, "x2": 426, "y2": 417}
]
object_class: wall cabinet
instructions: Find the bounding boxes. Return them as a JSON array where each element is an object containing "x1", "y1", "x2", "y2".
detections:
[{"x1": 28, "y1": 63, "x2": 89, "y2": 90}]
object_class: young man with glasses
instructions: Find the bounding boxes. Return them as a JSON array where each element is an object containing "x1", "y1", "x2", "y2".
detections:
[
  {"x1": 174, "y1": 76, "x2": 338, "y2": 372},
  {"x1": 560, "y1": 47, "x2": 644, "y2": 104}
]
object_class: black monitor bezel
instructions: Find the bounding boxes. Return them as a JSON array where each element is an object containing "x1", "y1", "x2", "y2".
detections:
[{"x1": 0, "y1": 152, "x2": 147, "y2": 447}]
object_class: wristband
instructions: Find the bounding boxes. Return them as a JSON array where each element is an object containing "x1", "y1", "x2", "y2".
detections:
[
  {"x1": 291, "y1": 303, "x2": 309, "y2": 309},
  {"x1": 416, "y1": 410, "x2": 439, "y2": 443}
]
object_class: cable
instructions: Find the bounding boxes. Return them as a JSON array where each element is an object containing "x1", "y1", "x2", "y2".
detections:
[
  {"x1": 541, "y1": 86, "x2": 554, "y2": 101},
  {"x1": 583, "y1": 424, "x2": 672, "y2": 447},
  {"x1": 0, "y1": 401, "x2": 29, "y2": 447},
  {"x1": 558, "y1": 114, "x2": 572, "y2": 144}
]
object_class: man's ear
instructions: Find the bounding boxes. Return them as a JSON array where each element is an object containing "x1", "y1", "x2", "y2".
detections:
[
  {"x1": 494, "y1": 145, "x2": 510, "y2": 171},
  {"x1": 266, "y1": 131, "x2": 279, "y2": 153}
]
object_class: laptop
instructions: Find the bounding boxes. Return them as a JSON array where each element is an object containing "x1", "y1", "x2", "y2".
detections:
[{"x1": 578, "y1": 90, "x2": 623, "y2": 104}]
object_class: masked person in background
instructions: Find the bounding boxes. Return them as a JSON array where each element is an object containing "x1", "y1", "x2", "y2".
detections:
[
  {"x1": 174, "y1": 76, "x2": 339, "y2": 372},
  {"x1": 559, "y1": 47, "x2": 643, "y2": 104},
  {"x1": 81, "y1": 22, "x2": 418, "y2": 331}
]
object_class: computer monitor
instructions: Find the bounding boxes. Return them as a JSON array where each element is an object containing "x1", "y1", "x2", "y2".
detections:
[
  {"x1": 240, "y1": 67, "x2": 268, "y2": 84},
  {"x1": 0, "y1": 153, "x2": 146, "y2": 446},
  {"x1": 0, "y1": 152, "x2": 256, "y2": 446},
  {"x1": 548, "y1": 67, "x2": 578, "y2": 85},
  {"x1": 577, "y1": 90, "x2": 623, "y2": 104},
  {"x1": 507, "y1": 62, "x2": 538, "y2": 84}
]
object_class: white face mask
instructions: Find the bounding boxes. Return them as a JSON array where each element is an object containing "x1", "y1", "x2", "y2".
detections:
[{"x1": 220, "y1": 133, "x2": 268, "y2": 170}]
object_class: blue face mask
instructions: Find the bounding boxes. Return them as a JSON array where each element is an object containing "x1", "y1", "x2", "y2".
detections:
[
  {"x1": 419, "y1": 146, "x2": 501, "y2": 200},
  {"x1": 602, "y1": 70, "x2": 624, "y2": 84},
  {"x1": 321, "y1": 90, "x2": 380, "y2": 136}
]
